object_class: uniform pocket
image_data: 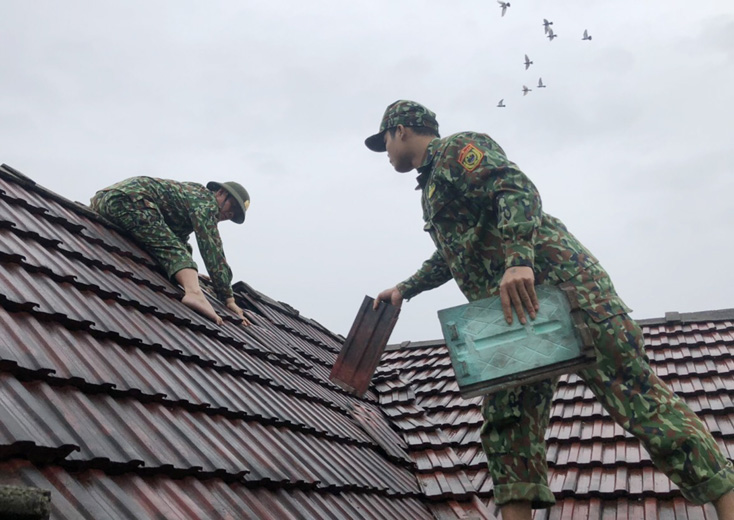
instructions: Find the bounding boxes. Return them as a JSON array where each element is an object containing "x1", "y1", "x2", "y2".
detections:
[
  {"x1": 425, "y1": 195, "x2": 451, "y2": 222},
  {"x1": 570, "y1": 264, "x2": 632, "y2": 323}
]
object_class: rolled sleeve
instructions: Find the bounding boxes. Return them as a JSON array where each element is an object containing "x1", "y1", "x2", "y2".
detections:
[{"x1": 189, "y1": 203, "x2": 234, "y2": 301}]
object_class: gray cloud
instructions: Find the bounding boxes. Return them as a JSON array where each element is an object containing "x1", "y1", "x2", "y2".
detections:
[{"x1": 1, "y1": 0, "x2": 732, "y2": 342}]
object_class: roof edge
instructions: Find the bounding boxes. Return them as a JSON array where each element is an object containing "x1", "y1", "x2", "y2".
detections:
[
  {"x1": 637, "y1": 308, "x2": 734, "y2": 326},
  {"x1": 385, "y1": 339, "x2": 446, "y2": 352},
  {"x1": 232, "y1": 280, "x2": 346, "y2": 342},
  {"x1": 0, "y1": 163, "x2": 110, "y2": 226}
]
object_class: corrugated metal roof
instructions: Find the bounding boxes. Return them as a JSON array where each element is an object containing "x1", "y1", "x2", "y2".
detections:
[
  {"x1": 0, "y1": 166, "x2": 453, "y2": 519},
  {"x1": 375, "y1": 310, "x2": 734, "y2": 518}
]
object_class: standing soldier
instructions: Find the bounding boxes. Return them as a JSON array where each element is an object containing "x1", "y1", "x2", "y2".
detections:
[
  {"x1": 91, "y1": 176, "x2": 250, "y2": 326},
  {"x1": 366, "y1": 100, "x2": 734, "y2": 520}
]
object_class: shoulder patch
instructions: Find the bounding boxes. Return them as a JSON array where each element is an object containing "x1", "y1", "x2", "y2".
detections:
[{"x1": 458, "y1": 144, "x2": 484, "y2": 172}]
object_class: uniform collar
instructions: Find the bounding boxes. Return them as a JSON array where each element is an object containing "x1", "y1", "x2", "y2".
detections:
[{"x1": 415, "y1": 137, "x2": 441, "y2": 189}]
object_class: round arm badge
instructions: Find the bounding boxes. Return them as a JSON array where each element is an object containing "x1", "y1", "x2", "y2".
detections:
[{"x1": 458, "y1": 144, "x2": 484, "y2": 172}]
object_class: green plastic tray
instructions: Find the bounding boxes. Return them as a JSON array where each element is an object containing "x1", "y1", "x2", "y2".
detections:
[{"x1": 437, "y1": 285, "x2": 595, "y2": 398}]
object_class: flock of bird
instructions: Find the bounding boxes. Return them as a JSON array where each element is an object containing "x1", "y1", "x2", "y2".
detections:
[{"x1": 495, "y1": 2, "x2": 592, "y2": 108}]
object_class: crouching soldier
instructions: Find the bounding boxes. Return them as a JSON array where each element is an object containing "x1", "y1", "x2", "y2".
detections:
[{"x1": 91, "y1": 176, "x2": 250, "y2": 326}]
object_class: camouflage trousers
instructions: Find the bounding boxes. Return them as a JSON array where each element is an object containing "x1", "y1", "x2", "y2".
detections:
[
  {"x1": 480, "y1": 313, "x2": 734, "y2": 508},
  {"x1": 90, "y1": 191, "x2": 197, "y2": 280}
]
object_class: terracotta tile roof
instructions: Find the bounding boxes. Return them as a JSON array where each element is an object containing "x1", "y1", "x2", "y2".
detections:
[
  {"x1": 5, "y1": 161, "x2": 730, "y2": 519},
  {"x1": 0, "y1": 165, "x2": 486, "y2": 519},
  {"x1": 377, "y1": 312, "x2": 734, "y2": 518}
]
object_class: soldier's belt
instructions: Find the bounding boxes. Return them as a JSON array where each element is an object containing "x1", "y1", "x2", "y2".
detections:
[{"x1": 438, "y1": 283, "x2": 596, "y2": 398}]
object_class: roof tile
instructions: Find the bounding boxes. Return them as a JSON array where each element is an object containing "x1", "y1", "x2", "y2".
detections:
[
  {"x1": 375, "y1": 304, "x2": 734, "y2": 517},
  {"x1": 0, "y1": 170, "x2": 445, "y2": 518}
]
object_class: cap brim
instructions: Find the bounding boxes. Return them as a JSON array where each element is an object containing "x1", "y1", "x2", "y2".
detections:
[
  {"x1": 207, "y1": 181, "x2": 246, "y2": 224},
  {"x1": 365, "y1": 132, "x2": 386, "y2": 152}
]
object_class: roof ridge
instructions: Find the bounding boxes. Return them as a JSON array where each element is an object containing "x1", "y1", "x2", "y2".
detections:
[
  {"x1": 385, "y1": 339, "x2": 446, "y2": 352},
  {"x1": 638, "y1": 308, "x2": 734, "y2": 325},
  {"x1": 0, "y1": 164, "x2": 107, "y2": 226},
  {"x1": 232, "y1": 281, "x2": 346, "y2": 343}
]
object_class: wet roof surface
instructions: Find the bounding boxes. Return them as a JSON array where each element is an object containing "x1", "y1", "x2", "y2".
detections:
[
  {"x1": 377, "y1": 312, "x2": 734, "y2": 519},
  {"x1": 0, "y1": 165, "x2": 455, "y2": 520},
  {"x1": 1, "y1": 163, "x2": 731, "y2": 519}
]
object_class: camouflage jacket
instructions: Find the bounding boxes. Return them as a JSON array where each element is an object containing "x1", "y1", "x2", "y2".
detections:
[
  {"x1": 99, "y1": 176, "x2": 234, "y2": 301},
  {"x1": 396, "y1": 132, "x2": 630, "y2": 322}
]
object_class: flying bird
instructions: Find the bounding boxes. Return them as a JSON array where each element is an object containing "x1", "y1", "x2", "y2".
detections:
[
  {"x1": 547, "y1": 27, "x2": 558, "y2": 41},
  {"x1": 537, "y1": 77, "x2": 546, "y2": 88},
  {"x1": 497, "y1": 99, "x2": 506, "y2": 108},
  {"x1": 522, "y1": 85, "x2": 532, "y2": 96},
  {"x1": 543, "y1": 19, "x2": 553, "y2": 34},
  {"x1": 524, "y1": 54, "x2": 533, "y2": 70},
  {"x1": 498, "y1": 1, "x2": 510, "y2": 17},
  {"x1": 582, "y1": 29, "x2": 592, "y2": 40}
]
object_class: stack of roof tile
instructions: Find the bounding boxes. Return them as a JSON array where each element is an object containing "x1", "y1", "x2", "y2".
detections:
[
  {"x1": 376, "y1": 313, "x2": 734, "y2": 519},
  {"x1": 0, "y1": 164, "x2": 463, "y2": 519}
]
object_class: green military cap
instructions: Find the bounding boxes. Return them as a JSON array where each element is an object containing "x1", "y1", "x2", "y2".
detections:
[
  {"x1": 207, "y1": 181, "x2": 250, "y2": 224},
  {"x1": 365, "y1": 100, "x2": 439, "y2": 152}
]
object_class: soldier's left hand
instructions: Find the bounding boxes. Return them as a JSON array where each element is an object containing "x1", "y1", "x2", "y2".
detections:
[
  {"x1": 499, "y1": 266, "x2": 539, "y2": 325},
  {"x1": 225, "y1": 298, "x2": 252, "y2": 327}
]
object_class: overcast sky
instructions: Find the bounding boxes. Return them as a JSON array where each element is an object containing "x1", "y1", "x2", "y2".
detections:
[{"x1": 2, "y1": 0, "x2": 733, "y2": 344}]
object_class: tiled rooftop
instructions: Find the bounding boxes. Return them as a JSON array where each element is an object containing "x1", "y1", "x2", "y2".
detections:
[
  {"x1": 0, "y1": 164, "x2": 487, "y2": 519},
  {"x1": 377, "y1": 312, "x2": 734, "y2": 519},
  {"x1": 1, "y1": 162, "x2": 731, "y2": 519}
]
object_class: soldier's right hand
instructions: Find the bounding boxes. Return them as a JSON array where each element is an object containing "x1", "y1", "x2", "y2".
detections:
[
  {"x1": 499, "y1": 265, "x2": 538, "y2": 325},
  {"x1": 373, "y1": 286, "x2": 404, "y2": 310}
]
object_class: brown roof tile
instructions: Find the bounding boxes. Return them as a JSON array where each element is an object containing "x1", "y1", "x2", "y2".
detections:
[
  {"x1": 375, "y1": 308, "x2": 734, "y2": 518},
  {"x1": 0, "y1": 166, "x2": 454, "y2": 519}
]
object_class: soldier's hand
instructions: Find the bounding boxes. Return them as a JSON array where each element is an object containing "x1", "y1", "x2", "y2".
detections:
[
  {"x1": 499, "y1": 266, "x2": 539, "y2": 325},
  {"x1": 373, "y1": 286, "x2": 404, "y2": 310},
  {"x1": 225, "y1": 298, "x2": 252, "y2": 327}
]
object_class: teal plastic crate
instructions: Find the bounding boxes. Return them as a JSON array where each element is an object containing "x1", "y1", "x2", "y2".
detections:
[{"x1": 438, "y1": 284, "x2": 596, "y2": 398}]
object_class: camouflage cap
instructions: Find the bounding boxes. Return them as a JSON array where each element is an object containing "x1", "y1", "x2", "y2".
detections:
[
  {"x1": 207, "y1": 181, "x2": 250, "y2": 224},
  {"x1": 365, "y1": 100, "x2": 439, "y2": 152}
]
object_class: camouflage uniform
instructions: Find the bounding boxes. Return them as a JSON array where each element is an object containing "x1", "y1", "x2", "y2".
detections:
[
  {"x1": 388, "y1": 124, "x2": 734, "y2": 507},
  {"x1": 90, "y1": 176, "x2": 234, "y2": 301}
]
